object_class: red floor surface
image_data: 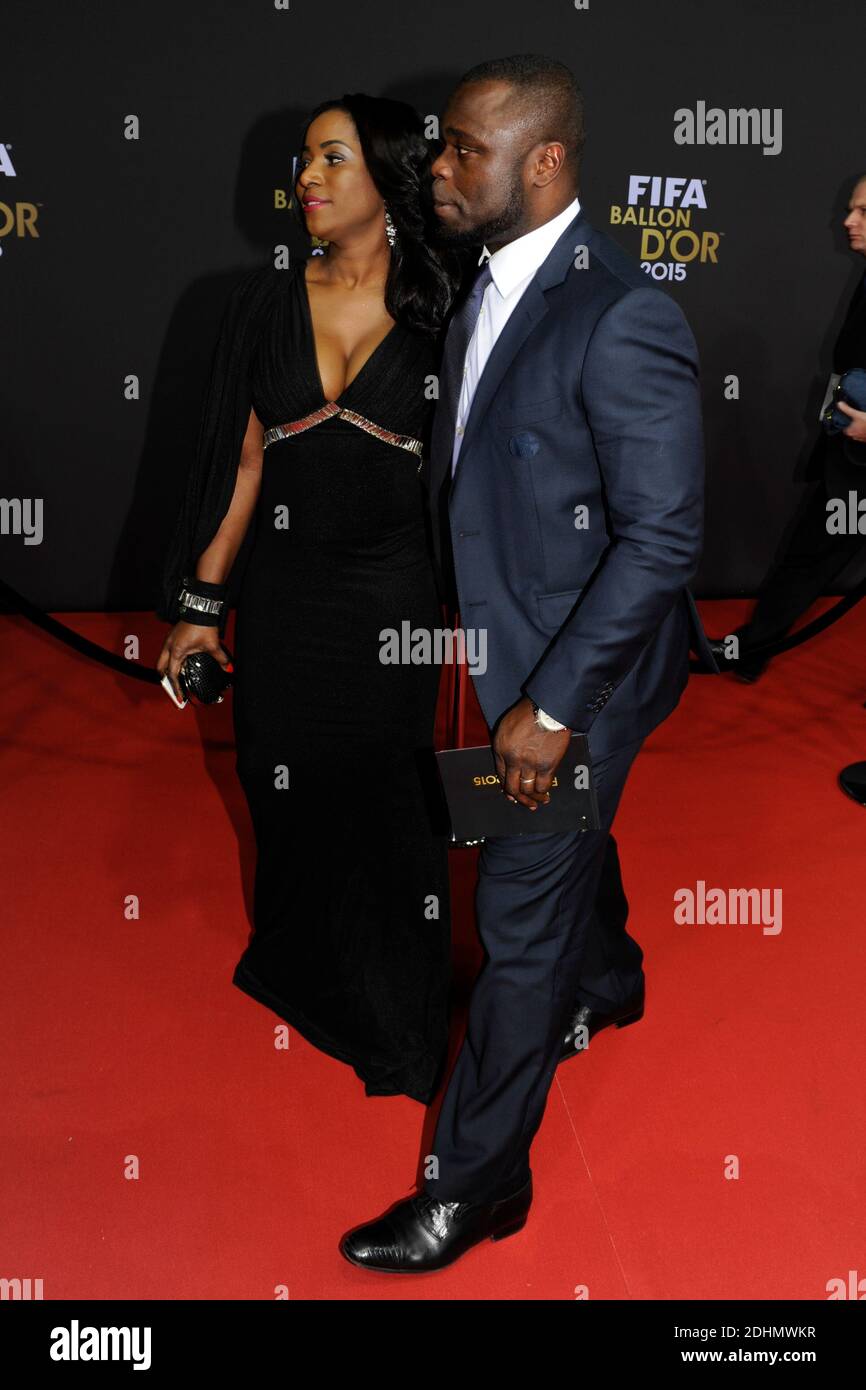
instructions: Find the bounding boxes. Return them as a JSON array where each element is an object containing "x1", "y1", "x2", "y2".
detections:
[{"x1": 2, "y1": 599, "x2": 865, "y2": 1300}]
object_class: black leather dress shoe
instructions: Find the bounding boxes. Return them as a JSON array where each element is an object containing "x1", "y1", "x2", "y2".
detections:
[
  {"x1": 559, "y1": 982, "x2": 645, "y2": 1064},
  {"x1": 706, "y1": 637, "x2": 768, "y2": 684},
  {"x1": 339, "y1": 1175, "x2": 532, "y2": 1273}
]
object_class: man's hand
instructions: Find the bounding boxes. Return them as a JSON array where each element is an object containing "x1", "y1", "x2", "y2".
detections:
[
  {"x1": 493, "y1": 696, "x2": 572, "y2": 811},
  {"x1": 837, "y1": 400, "x2": 866, "y2": 443}
]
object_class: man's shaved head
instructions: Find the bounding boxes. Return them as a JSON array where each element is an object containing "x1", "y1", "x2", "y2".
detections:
[
  {"x1": 431, "y1": 54, "x2": 586, "y2": 250},
  {"x1": 456, "y1": 53, "x2": 585, "y2": 184}
]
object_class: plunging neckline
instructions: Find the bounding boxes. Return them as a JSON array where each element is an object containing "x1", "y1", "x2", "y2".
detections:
[{"x1": 298, "y1": 264, "x2": 400, "y2": 406}]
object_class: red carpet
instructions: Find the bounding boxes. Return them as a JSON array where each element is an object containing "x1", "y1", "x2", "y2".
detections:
[{"x1": 2, "y1": 599, "x2": 865, "y2": 1300}]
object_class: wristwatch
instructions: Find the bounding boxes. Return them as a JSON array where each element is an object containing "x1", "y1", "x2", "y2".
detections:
[{"x1": 532, "y1": 702, "x2": 568, "y2": 732}]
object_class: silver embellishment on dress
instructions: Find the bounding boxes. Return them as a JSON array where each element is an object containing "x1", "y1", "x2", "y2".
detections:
[{"x1": 263, "y1": 404, "x2": 423, "y2": 466}]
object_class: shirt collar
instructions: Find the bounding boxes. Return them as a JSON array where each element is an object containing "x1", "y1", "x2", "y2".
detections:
[{"x1": 481, "y1": 195, "x2": 581, "y2": 299}]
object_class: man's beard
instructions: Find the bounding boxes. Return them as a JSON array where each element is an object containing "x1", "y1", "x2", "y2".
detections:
[{"x1": 436, "y1": 174, "x2": 525, "y2": 250}]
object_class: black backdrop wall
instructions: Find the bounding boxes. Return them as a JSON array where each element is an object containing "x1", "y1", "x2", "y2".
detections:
[{"x1": 2, "y1": 0, "x2": 865, "y2": 613}]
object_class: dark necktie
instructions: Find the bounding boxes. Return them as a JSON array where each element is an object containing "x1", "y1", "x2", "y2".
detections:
[{"x1": 439, "y1": 259, "x2": 494, "y2": 474}]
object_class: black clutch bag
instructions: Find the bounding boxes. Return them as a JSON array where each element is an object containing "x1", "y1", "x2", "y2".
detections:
[
  {"x1": 178, "y1": 647, "x2": 234, "y2": 705},
  {"x1": 434, "y1": 734, "x2": 600, "y2": 845}
]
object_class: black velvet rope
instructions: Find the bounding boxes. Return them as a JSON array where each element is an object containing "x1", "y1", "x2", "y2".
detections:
[
  {"x1": 2, "y1": 572, "x2": 866, "y2": 690},
  {"x1": 0, "y1": 578, "x2": 161, "y2": 685},
  {"x1": 705, "y1": 571, "x2": 866, "y2": 659}
]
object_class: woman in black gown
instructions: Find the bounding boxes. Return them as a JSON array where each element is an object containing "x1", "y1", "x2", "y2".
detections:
[{"x1": 157, "y1": 96, "x2": 463, "y2": 1102}]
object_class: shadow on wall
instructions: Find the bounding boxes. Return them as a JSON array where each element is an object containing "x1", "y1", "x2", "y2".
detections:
[
  {"x1": 694, "y1": 169, "x2": 866, "y2": 598},
  {"x1": 107, "y1": 107, "x2": 313, "y2": 620}
]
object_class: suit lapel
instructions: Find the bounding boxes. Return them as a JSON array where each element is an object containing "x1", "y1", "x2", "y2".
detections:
[
  {"x1": 448, "y1": 278, "x2": 549, "y2": 496},
  {"x1": 429, "y1": 206, "x2": 594, "y2": 504}
]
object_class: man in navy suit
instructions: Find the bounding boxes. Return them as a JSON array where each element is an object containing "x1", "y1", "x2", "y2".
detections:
[{"x1": 341, "y1": 53, "x2": 716, "y2": 1273}]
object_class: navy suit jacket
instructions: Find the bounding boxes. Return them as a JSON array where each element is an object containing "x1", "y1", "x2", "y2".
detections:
[{"x1": 427, "y1": 205, "x2": 718, "y2": 760}]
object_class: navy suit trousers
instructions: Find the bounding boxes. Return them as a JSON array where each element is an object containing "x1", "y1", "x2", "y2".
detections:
[{"x1": 424, "y1": 735, "x2": 645, "y2": 1204}]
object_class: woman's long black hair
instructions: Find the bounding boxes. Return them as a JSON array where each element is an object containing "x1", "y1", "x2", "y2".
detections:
[{"x1": 294, "y1": 93, "x2": 467, "y2": 336}]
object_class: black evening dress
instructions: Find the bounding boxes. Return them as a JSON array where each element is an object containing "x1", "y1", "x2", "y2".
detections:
[{"x1": 217, "y1": 260, "x2": 451, "y2": 1103}]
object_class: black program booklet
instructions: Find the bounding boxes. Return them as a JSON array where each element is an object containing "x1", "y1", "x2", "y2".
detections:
[{"x1": 434, "y1": 733, "x2": 600, "y2": 845}]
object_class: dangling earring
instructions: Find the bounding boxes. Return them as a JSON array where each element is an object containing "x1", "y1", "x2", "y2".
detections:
[
  {"x1": 384, "y1": 205, "x2": 397, "y2": 250},
  {"x1": 310, "y1": 234, "x2": 329, "y2": 256}
]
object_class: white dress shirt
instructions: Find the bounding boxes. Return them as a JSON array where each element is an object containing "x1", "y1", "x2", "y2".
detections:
[{"x1": 450, "y1": 194, "x2": 581, "y2": 477}]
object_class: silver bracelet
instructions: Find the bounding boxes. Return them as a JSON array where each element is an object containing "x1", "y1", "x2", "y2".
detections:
[{"x1": 178, "y1": 587, "x2": 224, "y2": 617}]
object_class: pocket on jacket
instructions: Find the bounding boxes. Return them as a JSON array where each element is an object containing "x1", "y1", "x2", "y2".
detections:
[
  {"x1": 495, "y1": 392, "x2": 564, "y2": 427},
  {"x1": 536, "y1": 587, "x2": 583, "y2": 627}
]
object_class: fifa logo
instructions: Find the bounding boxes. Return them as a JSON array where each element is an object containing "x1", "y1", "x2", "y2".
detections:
[
  {"x1": 0, "y1": 142, "x2": 40, "y2": 253},
  {"x1": 610, "y1": 174, "x2": 721, "y2": 281},
  {"x1": 627, "y1": 175, "x2": 707, "y2": 210}
]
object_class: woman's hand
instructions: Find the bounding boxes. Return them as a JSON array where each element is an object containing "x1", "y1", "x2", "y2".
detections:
[{"x1": 156, "y1": 622, "x2": 231, "y2": 704}]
